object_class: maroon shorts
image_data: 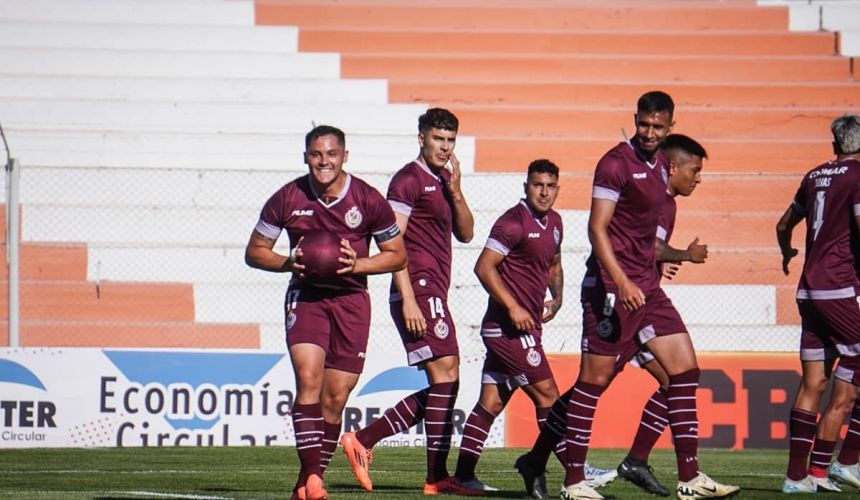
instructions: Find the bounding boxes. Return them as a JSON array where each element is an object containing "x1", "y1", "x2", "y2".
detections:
[
  {"x1": 799, "y1": 298, "x2": 860, "y2": 385},
  {"x1": 581, "y1": 285, "x2": 686, "y2": 358},
  {"x1": 480, "y1": 329, "x2": 554, "y2": 390},
  {"x1": 391, "y1": 293, "x2": 458, "y2": 366},
  {"x1": 284, "y1": 285, "x2": 370, "y2": 374},
  {"x1": 613, "y1": 344, "x2": 656, "y2": 375}
]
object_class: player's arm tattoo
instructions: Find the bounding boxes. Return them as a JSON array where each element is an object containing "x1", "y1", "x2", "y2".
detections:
[{"x1": 655, "y1": 238, "x2": 690, "y2": 263}]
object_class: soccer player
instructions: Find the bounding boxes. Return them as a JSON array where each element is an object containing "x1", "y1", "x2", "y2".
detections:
[
  {"x1": 515, "y1": 91, "x2": 738, "y2": 500},
  {"x1": 339, "y1": 108, "x2": 477, "y2": 495},
  {"x1": 615, "y1": 133, "x2": 709, "y2": 497},
  {"x1": 245, "y1": 125, "x2": 407, "y2": 500},
  {"x1": 448, "y1": 159, "x2": 565, "y2": 492},
  {"x1": 777, "y1": 114, "x2": 860, "y2": 494}
]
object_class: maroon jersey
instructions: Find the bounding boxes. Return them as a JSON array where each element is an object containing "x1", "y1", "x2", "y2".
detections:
[
  {"x1": 656, "y1": 193, "x2": 676, "y2": 277},
  {"x1": 482, "y1": 200, "x2": 563, "y2": 335},
  {"x1": 386, "y1": 160, "x2": 455, "y2": 300},
  {"x1": 254, "y1": 173, "x2": 399, "y2": 291},
  {"x1": 792, "y1": 158, "x2": 860, "y2": 299},
  {"x1": 583, "y1": 141, "x2": 668, "y2": 292}
]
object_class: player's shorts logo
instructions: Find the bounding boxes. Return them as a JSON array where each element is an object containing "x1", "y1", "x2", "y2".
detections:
[
  {"x1": 345, "y1": 206, "x2": 363, "y2": 228},
  {"x1": 526, "y1": 348, "x2": 541, "y2": 367},
  {"x1": 434, "y1": 319, "x2": 449, "y2": 339},
  {"x1": 597, "y1": 319, "x2": 613, "y2": 339},
  {"x1": 553, "y1": 226, "x2": 560, "y2": 246},
  {"x1": 286, "y1": 311, "x2": 297, "y2": 330}
]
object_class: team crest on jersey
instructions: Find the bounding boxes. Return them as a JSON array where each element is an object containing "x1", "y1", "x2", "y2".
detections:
[
  {"x1": 526, "y1": 348, "x2": 542, "y2": 367},
  {"x1": 286, "y1": 311, "x2": 297, "y2": 330},
  {"x1": 553, "y1": 226, "x2": 560, "y2": 245},
  {"x1": 345, "y1": 206, "x2": 363, "y2": 228},
  {"x1": 434, "y1": 319, "x2": 449, "y2": 339},
  {"x1": 597, "y1": 319, "x2": 613, "y2": 339}
]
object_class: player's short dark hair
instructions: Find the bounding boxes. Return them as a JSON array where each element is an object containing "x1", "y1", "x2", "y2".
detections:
[
  {"x1": 637, "y1": 91, "x2": 675, "y2": 118},
  {"x1": 305, "y1": 125, "x2": 345, "y2": 149},
  {"x1": 418, "y1": 108, "x2": 459, "y2": 133},
  {"x1": 832, "y1": 114, "x2": 860, "y2": 155},
  {"x1": 661, "y1": 134, "x2": 708, "y2": 159},
  {"x1": 527, "y1": 159, "x2": 559, "y2": 177}
]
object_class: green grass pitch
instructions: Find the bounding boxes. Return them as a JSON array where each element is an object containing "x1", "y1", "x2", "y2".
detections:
[{"x1": 0, "y1": 447, "x2": 850, "y2": 499}]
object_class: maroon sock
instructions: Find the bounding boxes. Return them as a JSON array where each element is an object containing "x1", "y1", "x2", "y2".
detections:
[
  {"x1": 425, "y1": 381, "x2": 458, "y2": 483},
  {"x1": 292, "y1": 403, "x2": 323, "y2": 480},
  {"x1": 809, "y1": 438, "x2": 837, "y2": 477},
  {"x1": 628, "y1": 387, "x2": 668, "y2": 463},
  {"x1": 563, "y1": 381, "x2": 605, "y2": 486},
  {"x1": 787, "y1": 408, "x2": 817, "y2": 480},
  {"x1": 356, "y1": 388, "x2": 428, "y2": 448},
  {"x1": 667, "y1": 368, "x2": 700, "y2": 482},
  {"x1": 319, "y1": 421, "x2": 340, "y2": 475},
  {"x1": 454, "y1": 403, "x2": 496, "y2": 480},
  {"x1": 837, "y1": 401, "x2": 860, "y2": 466},
  {"x1": 529, "y1": 388, "x2": 570, "y2": 473}
]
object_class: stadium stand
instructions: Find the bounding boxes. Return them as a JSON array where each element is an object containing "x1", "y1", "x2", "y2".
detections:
[{"x1": 1, "y1": 0, "x2": 859, "y2": 355}]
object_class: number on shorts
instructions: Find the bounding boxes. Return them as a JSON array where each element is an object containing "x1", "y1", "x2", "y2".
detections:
[
  {"x1": 602, "y1": 293, "x2": 616, "y2": 316},
  {"x1": 427, "y1": 296, "x2": 445, "y2": 319},
  {"x1": 519, "y1": 333, "x2": 537, "y2": 350},
  {"x1": 286, "y1": 289, "x2": 300, "y2": 312},
  {"x1": 812, "y1": 190, "x2": 826, "y2": 241}
]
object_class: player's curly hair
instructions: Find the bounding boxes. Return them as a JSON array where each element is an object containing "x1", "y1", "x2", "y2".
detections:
[
  {"x1": 832, "y1": 114, "x2": 860, "y2": 155},
  {"x1": 418, "y1": 108, "x2": 459, "y2": 133}
]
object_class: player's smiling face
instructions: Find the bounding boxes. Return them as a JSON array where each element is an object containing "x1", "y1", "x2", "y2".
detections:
[
  {"x1": 669, "y1": 153, "x2": 703, "y2": 197},
  {"x1": 419, "y1": 127, "x2": 457, "y2": 169},
  {"x1": 633, "y1": 111, "x2": 674, "y2": 156},
  {"x1": 305, "y1": 134, "x2": 348, "y2": 189},
  {"x1": 524, "y1": 172, "x2": 559, "y2": 216}
]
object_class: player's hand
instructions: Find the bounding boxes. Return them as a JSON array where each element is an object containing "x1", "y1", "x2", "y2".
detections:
[
  {"x1": 446, "y1": 153, "x2": 463, "y2": 197},
  {"x1": 337, "y1": 239, "x2": 359, "y2": 274},
  {"x1": 618, "y1": 279, "x2": 646, "y2": 311},
  {"x1": 542, "y1": 299, "x2": 562, "y2": 323},
  {"x1": 662, "y1": 263, "x2": 681, "y2": 280},
  {"x1": 687, "y1": 237, "x2": 708, "y2": 263},
  {"x1": 402, "y1": 299, "x2": 427, "y2": 339},
  {"x1": 288, "y1": 238, "x2": 307, "y2": 277},
  {"x1": 509, "y1": 304, "x2": 536, "y2": 332},
  {"x1": 781, "y1": 247, "x2": 799, "y2": 275}
]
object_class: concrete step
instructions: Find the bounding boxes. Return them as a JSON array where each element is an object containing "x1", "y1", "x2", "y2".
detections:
[
  {"x1": 341, "y1": 52, "x2": 853, "y2": 83},
  {"x1": 6, "y1": 320, "x2": 261, "y2": 349},
  {"x1": 2, "y1": 280, "x2": 195, "y2": 322},
  {"x1": 0, "y1": 47, "x2": 339, "y2": 79},
  {"x1": 1, "y1": 0, "x2": 255, "y2": 25},
  {"x1": 472, "y1": 136, "x2": 832, "y2": 174},
  {"x1": 0, "y1": 21, "x2": 298, "y2": 52},
  {"x1": 300, "y1": 27, "x2": 836, "y2": 56},
  {"x1": 6, "y1": 130, "x2": 476, "y2": 172},
  {"x1": 390, "y1": 80, "x2": 860, "y2": 108},
  {"x1": 0, "y1": 75, "x2": 387, "y2": 104},
  {"x1": 257, "y1": 1, "x2": 791, "y2": 31},
  {"x1": 0, "y1": 99, "x2": 429, "y2": 135}
]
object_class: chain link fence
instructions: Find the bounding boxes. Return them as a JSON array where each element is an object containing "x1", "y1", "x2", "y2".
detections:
[{"x1": 3, "y1": 165, "x2": 803, "y2": 355}]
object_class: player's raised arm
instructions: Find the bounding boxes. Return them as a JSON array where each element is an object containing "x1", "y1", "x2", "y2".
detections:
[
  {"x1": 446, "y1": 152, "x2": 474, "y2": 243},
  {"x1": 589, "y1": 197, "x2": 645, "y2": 310}
]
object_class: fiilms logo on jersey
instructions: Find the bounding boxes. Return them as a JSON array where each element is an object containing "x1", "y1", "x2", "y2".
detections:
[
  {"x1": 553, "y1": 226, "x2": 560, "y2": 246},
  {"x1": 0, "y1": 359, "x2": 56, "y2": 444},
  {"x1": 102, "y1": 351, "x2": 288, "y2": 447}
]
